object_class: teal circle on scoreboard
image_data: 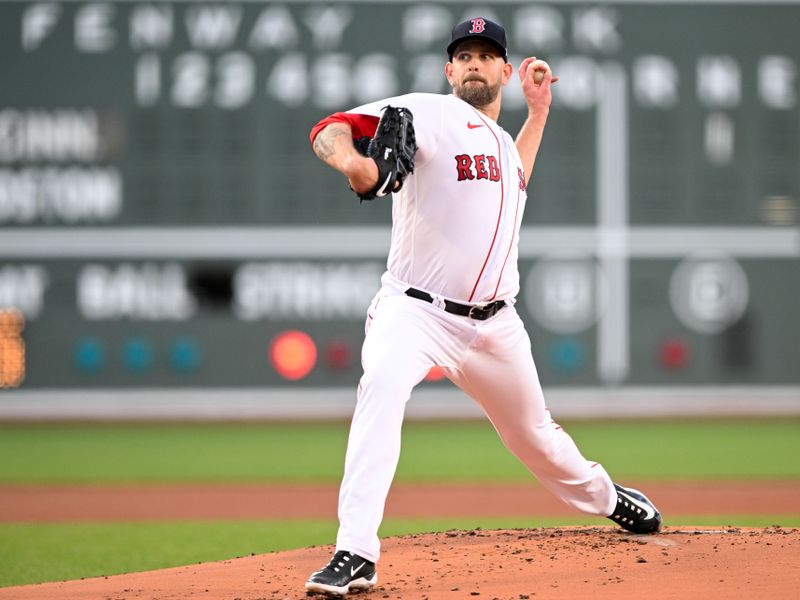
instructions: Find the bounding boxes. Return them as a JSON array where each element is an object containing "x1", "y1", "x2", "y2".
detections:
[
  {"x1": 170, "y1": 337, "x2": 202, "y2": 372},
  {"x1": 74, "y1": 337, "x2": 106, "y2": 374},
  {"x1": 122, "y1": 337, "x2": 155, "y2": 373},
  {"x1": 549, "y1": 337, "x2": 586, "y2": 374}
]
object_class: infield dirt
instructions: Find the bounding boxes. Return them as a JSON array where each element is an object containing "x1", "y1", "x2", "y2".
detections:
[
  {"x1": 2, "y1": 481, "x2": 799, "y2": 521},
  {"x1": 1, "y1": 526, "x2": 798, "y2": 599}
]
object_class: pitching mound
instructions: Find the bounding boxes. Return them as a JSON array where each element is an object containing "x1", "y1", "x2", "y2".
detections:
[{"x1": 1, "y1": 526, "x2": 798, "y2": 599}]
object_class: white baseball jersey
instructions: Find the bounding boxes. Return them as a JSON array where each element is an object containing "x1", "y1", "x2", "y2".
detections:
[{"x1": 348, "y1": 93, "x2": 527, "y2": 305}]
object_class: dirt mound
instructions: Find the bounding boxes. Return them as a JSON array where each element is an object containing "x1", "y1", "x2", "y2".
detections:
[{"x1": 2, "y1": 526, "x2": 798, "y2": 599}]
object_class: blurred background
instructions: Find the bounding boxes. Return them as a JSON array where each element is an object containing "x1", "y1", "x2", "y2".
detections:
[{"x1": 1, "y1": 0, "x2": 798, "y2": 418}]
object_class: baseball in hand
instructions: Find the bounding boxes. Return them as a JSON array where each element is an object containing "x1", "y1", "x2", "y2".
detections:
[{"x1": 533, "y1": 69, "x2": 545, "y2": 85}]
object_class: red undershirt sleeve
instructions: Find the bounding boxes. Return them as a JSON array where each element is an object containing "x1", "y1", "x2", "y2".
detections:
[{"x1": 309, "y1": 112, "x2": 380, "y2": 147}]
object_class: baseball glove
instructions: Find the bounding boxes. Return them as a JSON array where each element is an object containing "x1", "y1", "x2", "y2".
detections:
[{"x1": 353, "y1": 106, "x2": 417, "y2": 201}]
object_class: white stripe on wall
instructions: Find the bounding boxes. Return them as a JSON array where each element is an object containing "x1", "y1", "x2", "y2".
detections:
[
  {"x1": 0, "y1": 386, "x2": 798, "y2": 420},
  {"x1": 1, "y1": 226, "x2": 797, "y2": 258}
]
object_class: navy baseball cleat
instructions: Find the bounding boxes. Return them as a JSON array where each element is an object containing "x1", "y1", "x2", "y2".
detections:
[
  {"x1": 608, "y1": 483, "x2": 663, "y2": 534},
  {"x1": 305, "y1": 550, "x2": 377, "y2": 596}
]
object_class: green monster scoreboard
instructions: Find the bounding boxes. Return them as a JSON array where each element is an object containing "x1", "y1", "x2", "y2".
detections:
[{"x1": 0, "y1": 1, "x2": 798, "y2": 409}]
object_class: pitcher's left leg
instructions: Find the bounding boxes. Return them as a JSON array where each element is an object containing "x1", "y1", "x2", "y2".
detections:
[{"x1": 447, "y1": 308, "x2": 616, "y2": 517}]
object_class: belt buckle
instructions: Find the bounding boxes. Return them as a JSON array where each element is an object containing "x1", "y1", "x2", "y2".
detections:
[{"x1": 468, "y1": 303, "x2": 488, "y2": 320}]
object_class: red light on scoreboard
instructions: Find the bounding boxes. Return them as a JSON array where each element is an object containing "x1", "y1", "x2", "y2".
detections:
[
  {"x1": 659, "y1": 337, "x2": 691, "y2": 370},
  {"x1": 326, "y1": 341, "x2": 353, "y2": 371},
  {"x1": 270, "y1": 331, "x2": 317, "y2": 381}
]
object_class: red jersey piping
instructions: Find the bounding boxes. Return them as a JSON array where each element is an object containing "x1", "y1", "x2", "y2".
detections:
[
  {"x1": 467, "y1": 109, "x2": 504, "y2": 303},
  {"x1": 491, "y1": 172, "x2": 522, "y2": 301}
]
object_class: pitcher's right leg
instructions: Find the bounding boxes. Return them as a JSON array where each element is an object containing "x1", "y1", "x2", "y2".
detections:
[{"x1": 335, "y1": 295, "x2": 438, "y2": 563}]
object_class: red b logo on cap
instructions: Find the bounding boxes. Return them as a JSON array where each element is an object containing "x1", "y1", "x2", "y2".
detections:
[{"x1": 469, "y1": 18, "x2": 486, "y2": 34}]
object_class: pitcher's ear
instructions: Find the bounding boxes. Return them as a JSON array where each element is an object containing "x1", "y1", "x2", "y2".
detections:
[
  {"x1": 445, "y1": 62, "x2": 454, "y2": 84},
  {"x1": 502, "y1": 61, "x2": 513, "y2": 83}
]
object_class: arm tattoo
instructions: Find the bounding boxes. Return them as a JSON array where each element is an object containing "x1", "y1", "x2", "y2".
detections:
[{"x1": 313, "y1": 125, "x2": 350, "y2": 160}]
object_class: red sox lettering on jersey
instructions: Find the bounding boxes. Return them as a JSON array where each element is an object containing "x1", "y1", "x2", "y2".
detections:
[
  {"x1": 517, "y1": 167, "x2": 526, "y2": 190},
  {"x1": 454, "y1": 154, "x2": 501, "y2": 181}
]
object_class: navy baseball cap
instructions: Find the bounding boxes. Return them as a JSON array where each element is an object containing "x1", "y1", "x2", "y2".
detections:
[{"x1": 447, "y1": 17, "x2": 508, "y2": 62}]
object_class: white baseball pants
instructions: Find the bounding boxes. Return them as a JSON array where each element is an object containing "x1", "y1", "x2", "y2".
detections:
[{"x1": 336, "y1": 284, "x2": 617, "y2": 562}]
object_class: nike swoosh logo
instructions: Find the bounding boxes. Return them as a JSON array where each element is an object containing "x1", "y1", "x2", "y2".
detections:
[
  {"x1": 467, "y1": 122, "x2": 483, "y2": 129},
  {"x1": 377, "y1": 172, "x2": 393, "y2": 195},
  {"x1": 618, "y1": 490, "x2": 656, "y2": 520},
  {"x1": 351, "y1": 563, "x2": 365, "y2": 577}
]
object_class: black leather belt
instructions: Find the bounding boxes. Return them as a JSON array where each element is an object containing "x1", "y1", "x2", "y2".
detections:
[{"x1": 405, "y1": 287, "x2": 506, "y2": 321}]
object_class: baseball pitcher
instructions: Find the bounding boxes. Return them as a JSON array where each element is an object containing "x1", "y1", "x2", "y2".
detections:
[{"x1": 305, "y1": 17, "x2": 662, "y2": 597}]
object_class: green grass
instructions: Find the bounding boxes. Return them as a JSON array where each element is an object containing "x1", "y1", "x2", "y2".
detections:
[
  {"x1": 0, "y1": 422, "x2": 351, "y2": 484},
  {"x1": 3, "y1": 515, "x2": 800, "y2": 588},
  {"x1": 0, "y1": 520, "x2": 337, "y2": 588},
  {"x1": 1, "y1": 419, "x2": 800, "y2": 484},
  {"x1": 558, "y1": 419, "x2": 800, "y2": 481}
]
